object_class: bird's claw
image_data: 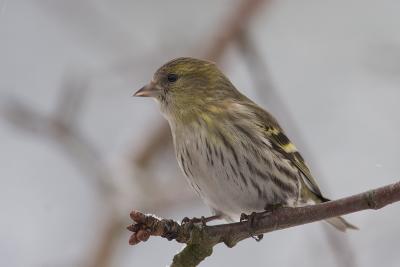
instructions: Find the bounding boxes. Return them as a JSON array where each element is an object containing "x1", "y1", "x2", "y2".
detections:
[
  {"x1": 181, "y1": 216, "x2": 207, "y2": 226},
  {"x1": 240, "y1": 211, "x2": 257, "y2": 224},
  {"x1": 252, "y1": 234, "x2": 264, "y2": 242},
  {"x1": 240, "y1": 213, "x2": 248, "y2": 222},
  {"x1": 181, "y1": 216, "x2": 191, "y2": 225},
  {"x1": 181, "y1": 215, "x2": 221, "y2": 226},
  {"x1": 239, "y1": 212, "x2": 264, "y2": 242}
]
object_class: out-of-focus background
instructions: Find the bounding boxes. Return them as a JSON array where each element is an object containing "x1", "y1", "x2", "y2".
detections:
[{"x1": 1, "y1": 0, "x2": 399, "y2": 266}]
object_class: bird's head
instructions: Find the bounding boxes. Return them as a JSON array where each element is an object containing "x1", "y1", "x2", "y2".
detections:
[{"x1": 134, "y1": 57, "x2": 240, "y2": 122}]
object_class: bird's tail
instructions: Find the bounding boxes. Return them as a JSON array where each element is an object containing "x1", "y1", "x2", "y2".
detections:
[
  {"x1": 313, "y1": 194, "x2": 358, "y2": 231},
  {"x1": 299, "y1": 182, "x2": 358, "y2": 231},
  {"x1": 325, "y1": 216, "x2": 359, "y2": 232}
]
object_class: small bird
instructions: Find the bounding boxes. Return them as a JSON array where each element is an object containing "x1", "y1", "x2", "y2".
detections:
[{"x1": 134, "y1": 57, "x2": 356, "y2": 231}]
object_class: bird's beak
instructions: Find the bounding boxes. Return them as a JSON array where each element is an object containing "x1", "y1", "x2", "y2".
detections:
[{"x1": 132, "y1": 82, "x2": 160, "y2": 97}]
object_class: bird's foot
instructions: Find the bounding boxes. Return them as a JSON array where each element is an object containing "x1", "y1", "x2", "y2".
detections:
[
  {"x1": 181, "y1": 215, "x2": 220, "y2": 226},
  {"x1": 240, "y1": 212, "x2": 264, "y2": 242},
  {"x1": 181, "y1": 216, "x2": 204, "y2": 226}
]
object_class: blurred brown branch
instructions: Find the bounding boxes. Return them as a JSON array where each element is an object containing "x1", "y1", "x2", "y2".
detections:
[
  {"x1": 0, "y1": 2, "x2": 269, "y2": 267},
  {"x1": 0, "y1": 75, "x2": 196, "y2": 267},
  {"x1": 128, "y1": 181, "x2": 400, "y2": 267},
  {"x1": 1, "y1": 97, "x2": 114, "y2": 195},
  {"x1": 133, "y1": 0, "x2": 268, "y2": 169}
]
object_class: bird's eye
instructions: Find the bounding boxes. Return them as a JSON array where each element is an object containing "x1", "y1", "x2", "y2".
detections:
[{"x1": 167, "y1": 73, "x2": 178, "y2": 83}]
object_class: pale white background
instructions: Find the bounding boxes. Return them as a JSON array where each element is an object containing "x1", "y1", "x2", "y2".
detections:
[{"x1": 1, "y1": 0, "x2": 399, "y2": 266}]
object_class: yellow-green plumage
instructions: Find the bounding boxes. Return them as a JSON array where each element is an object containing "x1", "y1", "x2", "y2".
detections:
[{"x1": 134, "y1": 57, "x2": 357, "y2": 231}]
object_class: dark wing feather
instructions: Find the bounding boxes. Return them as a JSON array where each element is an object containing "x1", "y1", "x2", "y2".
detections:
[
  {"x1": 265, "y1": 127, "x2": 323, "y2": 198},
  {"x1": 235, "y1": 99, "x2": 324, "y2": 199}
]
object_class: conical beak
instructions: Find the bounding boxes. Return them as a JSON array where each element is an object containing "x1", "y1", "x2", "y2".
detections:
[{"x1": 132, "y1": 83, "x2": 160, "y2": 97}]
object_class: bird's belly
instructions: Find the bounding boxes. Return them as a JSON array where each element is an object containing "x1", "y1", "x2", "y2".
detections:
[
  {"x1": 194, "y1": 170, "x2": 267, "y2": 220},
  {"x1": 176, "y1": 141, "x2": 299, "y2": 221}
]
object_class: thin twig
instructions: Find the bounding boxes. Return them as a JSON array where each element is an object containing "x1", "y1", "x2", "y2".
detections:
[
  {"x1": 1, "y1": 97, "x2": 115, "y2": 196},
  {"x1": 55, "y1": 72, "x2": 89, "y2": 125},
  {"x1": 127, "y1": 181, "x2": 400, "y2": 266},
  {"x1": 1, "y1": 91, "x2": 205, "y2": 267}
]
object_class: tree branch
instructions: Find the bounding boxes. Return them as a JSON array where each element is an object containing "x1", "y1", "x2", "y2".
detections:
[{"x1": 127, "y1": 181, "x2": 400, "y2": 266}]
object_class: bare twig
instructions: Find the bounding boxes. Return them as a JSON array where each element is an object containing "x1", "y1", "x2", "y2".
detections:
[
  {"x1": 88, "y1": 215, "x2": 125, "y2": 267},
  {"x1": 2, "y1": 3, "x2": 270, "y2": 263},
  {"x1": 1, "y1": 89, "x2": 202, "y2": 267},
  {"x1": 55, "y1": 73, "x2": 89, "y2": 125},
  {"x1": 1, "y1": 97, "x2": 115, "y2": 196},
  {"x1": 128, "y1": 181, "x2": 400, "y2": 267},
  {"x1": 1, "y1": 89, "x2": 123, "y2": 267},
  {"x1": 204, "y1": 0, "x2": 267, "y2": 62},
  {"x1": 1, "y1": 91, "x2": 202, "y2": 267}
]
